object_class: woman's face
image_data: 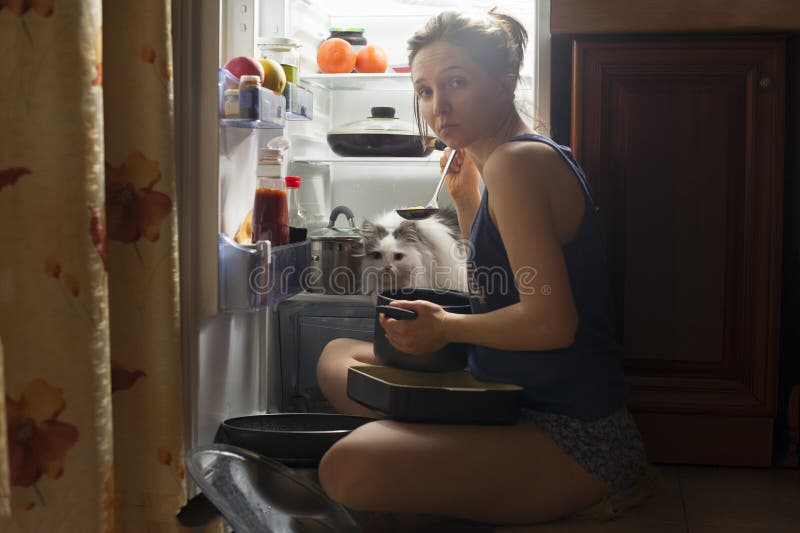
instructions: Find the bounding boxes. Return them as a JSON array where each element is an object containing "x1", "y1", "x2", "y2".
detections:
[{"x1": 411, "y1": 41, "x2": 504, "y2": 149}]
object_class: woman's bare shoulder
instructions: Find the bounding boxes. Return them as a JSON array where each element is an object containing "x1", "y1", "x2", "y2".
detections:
[{"x1": 482, "y1": 139, "x2": 567, "y2": 190}]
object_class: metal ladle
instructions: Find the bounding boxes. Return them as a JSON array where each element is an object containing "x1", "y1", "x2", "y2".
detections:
[{"x1": 396, "y1": 147, "x2": 458, "y2": 220}]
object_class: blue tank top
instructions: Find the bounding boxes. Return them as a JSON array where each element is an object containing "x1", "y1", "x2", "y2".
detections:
[{"x1": 467, "y1": 133, "x2": 627, "y2": 420}]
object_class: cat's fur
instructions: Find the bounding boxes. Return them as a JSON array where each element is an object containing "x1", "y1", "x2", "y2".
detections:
[{"x1": 361, "y1": 207, "x2": 468, "y2": 296}]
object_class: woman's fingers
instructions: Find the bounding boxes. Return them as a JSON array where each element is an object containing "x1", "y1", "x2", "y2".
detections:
[{"x1": 440, "y1": 148, "x2": 463, "y2": 174}]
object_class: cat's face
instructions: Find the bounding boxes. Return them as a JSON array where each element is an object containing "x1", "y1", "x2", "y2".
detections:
[{"x1": 362, "y1": 219, "x2": 427, "y2": 291}]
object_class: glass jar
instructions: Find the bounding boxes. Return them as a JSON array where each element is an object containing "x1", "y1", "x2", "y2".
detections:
[
  {"x1": 239, "y1": 75, "x2": 261, "y2": 120},
  {"x1": 223, "y1": 89, "x2": 240, "y2": 118},
  {"x1": 252, "y1": 149, "x2": 289, "y2": 246},
  {"x1": 257, "y1": 37, "x2": 301, "y2": 84},
  {"x1": 328, "y1": 28, "x2": 367, "y2": 52},
  {"x1": 285, "y1": 175, "x2": 307, "y2": 243}
]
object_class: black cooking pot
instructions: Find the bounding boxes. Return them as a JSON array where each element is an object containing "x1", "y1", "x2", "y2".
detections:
[
  {"x1": 327, "y1": 107, "x2": 436, "y2": 157},
  {"x1": 374, "y1": 288, "x2": 472, "y2": 372}
]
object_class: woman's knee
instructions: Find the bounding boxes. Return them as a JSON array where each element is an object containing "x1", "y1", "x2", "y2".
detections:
[
  {"x1": 317, "y1": 339, "x2": 350, "y2": 383},
  {"x1": 318, "y1": 434, "x2": 376, "y2": 510}
]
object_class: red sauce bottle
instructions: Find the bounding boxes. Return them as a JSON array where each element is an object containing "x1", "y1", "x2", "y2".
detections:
[{"x1": 252, "y1": 179, "x2": 289, "y2": 246}]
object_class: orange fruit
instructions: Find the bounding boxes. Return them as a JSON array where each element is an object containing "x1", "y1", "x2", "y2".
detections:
[
  {"x1": 317, "y1": 38, "x2": 357, "y2": 74},
  {"x1": 356, "y1": 45, "x2": 388, "y2": 73}
]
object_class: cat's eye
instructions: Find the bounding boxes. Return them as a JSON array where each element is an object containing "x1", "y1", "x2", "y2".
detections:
[
  {"x1": 394, "y1": 253, "x2": 404, "y2": 261},
  {"x1": 371, "y1": 252, "x2": 382, "y2": 259}
]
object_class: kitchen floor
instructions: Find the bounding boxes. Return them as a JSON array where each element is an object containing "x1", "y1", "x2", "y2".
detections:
[
  {"x1": 493, "y1": 464, "x2": 800, "y2": 533},
  {"x1": 367, "y1": 464, "x2": 800, "y2": 533}
]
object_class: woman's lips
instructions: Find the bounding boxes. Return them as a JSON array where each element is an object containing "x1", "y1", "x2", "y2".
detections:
[{"x1": 439, "y1": 124, "x2": 458, "y2": 135}]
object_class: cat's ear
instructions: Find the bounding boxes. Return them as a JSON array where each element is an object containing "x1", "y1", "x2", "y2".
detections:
[
  {"x1": 362, "y1": 219, "x2": 375, "y2": 239},
  {"x1": 395, "y1": 221, "x2": 420, "y2": 243}
]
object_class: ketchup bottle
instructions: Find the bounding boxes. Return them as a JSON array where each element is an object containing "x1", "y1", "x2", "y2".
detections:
[{"x1": 251, "y1": 149, "x2": 289, "y2": 246}]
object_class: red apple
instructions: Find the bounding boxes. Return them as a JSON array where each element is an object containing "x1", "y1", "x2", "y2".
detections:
[{"x1": 223, "y1": 56, "x2": 264, "y2": 84}]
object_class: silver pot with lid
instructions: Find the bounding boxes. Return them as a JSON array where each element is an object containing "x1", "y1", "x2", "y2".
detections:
[
  {"x1": 327, "y1": 107, "x2": 435, "y2": 157},
  {"x1": 306, "y1": 206, "x2": 365, "y2": 295}
]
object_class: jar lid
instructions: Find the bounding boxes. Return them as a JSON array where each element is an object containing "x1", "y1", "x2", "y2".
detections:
[
  {"x1": 240, "y1": 74, "x2": 261, "y2": 84},
  {"x1": 256, "y1": 36, "x2": 301, "y2": 48},
  {"x1": 223, "y1": 89, "x2": 239, "y2": 96},
  {"x1": 330, "y1": 27, "x2": 364, "y2": 33},
  {"x1": 260, "y1": 148, "x2": 284, "y2": 161},
  {"x1": 285, "y1": 176, "x2": 301, "y2": 188}
]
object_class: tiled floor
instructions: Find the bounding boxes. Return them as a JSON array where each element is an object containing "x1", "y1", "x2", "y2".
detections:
[{"x1": 495, "y1": 465, "x2": 800, "y2": 533}]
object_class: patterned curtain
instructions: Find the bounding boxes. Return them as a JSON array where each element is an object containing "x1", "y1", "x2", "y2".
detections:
[{"x1": 0, "y1": 1, "x2": 186, "y2": 531}]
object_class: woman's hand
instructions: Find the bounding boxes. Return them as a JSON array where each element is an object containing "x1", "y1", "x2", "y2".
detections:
[
  {"x1": 379, "y1": 300, "x2": 449, "y2": 356},
  {"x1": 441, "y1": 148, "x2": 480, "y2": 204}
]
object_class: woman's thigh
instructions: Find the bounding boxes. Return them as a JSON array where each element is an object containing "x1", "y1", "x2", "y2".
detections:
[
  {"x1": 316, "y1": 338, "x2": 382, "y2": 417},
  {"x1": 319, "y1": 419, "x2": 613, "y2": 525}
]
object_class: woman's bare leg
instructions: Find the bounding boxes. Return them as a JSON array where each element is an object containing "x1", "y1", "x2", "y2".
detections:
[
  {"x1": 316, "y1": 338, "x2": 383, "y2": 418},
  {"x1": 318, "y1": 419, "x2": 614, "y2": 525}
]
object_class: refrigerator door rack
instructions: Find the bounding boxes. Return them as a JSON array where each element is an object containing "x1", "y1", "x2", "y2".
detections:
[
  {"x1": 218, "y1": 234, "x2": 311, "y2": 311},
  {"x1": 218, "y1": 68, "x2": 313, "y2": 128}
]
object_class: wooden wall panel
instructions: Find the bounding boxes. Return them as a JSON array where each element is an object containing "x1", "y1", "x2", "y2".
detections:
[{"x1": 552, "y1": 0, "x2": 800, "y2": 34}]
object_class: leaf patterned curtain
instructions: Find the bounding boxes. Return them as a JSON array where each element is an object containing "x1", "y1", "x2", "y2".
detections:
[{"x1": 0, "y1": 1, "x2": 186, "y2": 530}]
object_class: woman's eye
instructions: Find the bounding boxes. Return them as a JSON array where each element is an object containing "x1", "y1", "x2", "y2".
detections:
[
  {"x1": 394, "y1": 253, "x2": 404, "y2": 261},
  {"x1": 450, "y1": 77, "x2": 466, "y2": 88},
  {"x1": 417, "y1": 87, "x2": 432, "y2": 98},
  {"x1": 371, "y1": 252, "x2": 382, "y2": 259}
]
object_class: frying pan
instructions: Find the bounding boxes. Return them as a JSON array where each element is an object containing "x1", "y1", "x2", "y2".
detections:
[{"x1": 216, "y1": 413, "x2": 373, "y2": 466}]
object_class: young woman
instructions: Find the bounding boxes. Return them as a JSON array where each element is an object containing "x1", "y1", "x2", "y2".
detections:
[{"x1": 315, "y1": 10, "x2": 649, "y2": 525}]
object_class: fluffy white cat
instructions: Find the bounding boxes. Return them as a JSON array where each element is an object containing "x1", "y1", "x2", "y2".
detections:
[{"x1": 361, "y1": 208, "x2": 468, "y2": 296}]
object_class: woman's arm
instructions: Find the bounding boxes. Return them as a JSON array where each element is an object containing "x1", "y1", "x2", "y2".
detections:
[
  {"x1": 444, "y1": 142, "x2": 579, "y2": 351},
  {"x1": 442, "y1": 148, "x2": 481, "y2": 240},
  {"x1": 383, "y1": 141, "x2": 580, "y2": 355}
]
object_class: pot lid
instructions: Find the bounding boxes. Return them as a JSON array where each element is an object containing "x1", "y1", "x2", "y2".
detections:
[
  {"x1": 185, "y1": 444, "x2": 358, "y2": 533},
  {"x1": 309, "y1": 205, "x2": 363, "y2": 240},
  {"x1": 328, "y1": 107, "x2": 423, "y2": 136}
]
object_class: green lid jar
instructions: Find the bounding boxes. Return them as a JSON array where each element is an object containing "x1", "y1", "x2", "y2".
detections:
[{"x1": 327, "y1": 27, "x2": 367, "y2": 51}]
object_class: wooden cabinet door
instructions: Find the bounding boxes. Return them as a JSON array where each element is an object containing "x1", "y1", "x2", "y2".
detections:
[{"x1": 572, "y1": 37, "x2": 785, "y2": 465}]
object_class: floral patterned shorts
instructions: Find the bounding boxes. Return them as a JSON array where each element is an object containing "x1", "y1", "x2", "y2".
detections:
[{"x1": 519, "y1": 408, "x2": 648, "y2": 492}]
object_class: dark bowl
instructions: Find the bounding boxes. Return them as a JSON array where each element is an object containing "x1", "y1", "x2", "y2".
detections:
[{"x1": 374, "y1": 288, "x2": 472, "y2": 372}]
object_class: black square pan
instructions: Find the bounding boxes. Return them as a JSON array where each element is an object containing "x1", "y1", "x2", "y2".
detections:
[{"x1": 347, "y1": 365, "x2": 523, "y2": 425}]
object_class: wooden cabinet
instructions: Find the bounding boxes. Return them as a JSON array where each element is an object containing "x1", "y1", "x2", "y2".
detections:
[{"x1": 571, "y1": 37, "x2": 785, "y2": 465}]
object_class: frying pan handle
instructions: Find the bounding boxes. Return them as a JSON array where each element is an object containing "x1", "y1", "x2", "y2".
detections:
[{"x1": 376, "y1": 305, "x2": 418, "y2": 320}]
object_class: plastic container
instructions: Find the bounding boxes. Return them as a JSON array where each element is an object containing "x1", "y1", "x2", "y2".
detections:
[
  {"x1": 253, "y1": 149, "x2": 288, "y2": 246},
  {"x1": 328, "y1": 27, "x2": 366, "y2": 51},
  {"x1": 257, "y1": 37, "x2": 301, "y2": 84},
  {"x1": 285, "y1": 175, "x2": 307, "y2": 243}
]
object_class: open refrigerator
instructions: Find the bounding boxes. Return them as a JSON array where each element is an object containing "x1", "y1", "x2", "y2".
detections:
[{"x1": 172, "y1": 0, "x2": 549, "y2": 464}]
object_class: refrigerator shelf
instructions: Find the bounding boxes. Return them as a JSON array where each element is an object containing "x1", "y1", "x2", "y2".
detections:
[
  {"x1": 300, "y1": 73, "x2": 414, "y2": 91},
  {"x1": 293, "y1": 155, "x2": 440, "y2": 165},
  {"x1": 218, "y1": 235, "x2": 311, "y2": 311}
]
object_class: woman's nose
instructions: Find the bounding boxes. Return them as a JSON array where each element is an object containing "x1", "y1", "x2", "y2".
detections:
[{"x1": 432, "y1": 92, "x2": 450, "y2": 116}]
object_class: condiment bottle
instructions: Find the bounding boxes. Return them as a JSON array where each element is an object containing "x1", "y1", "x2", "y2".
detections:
[
  {"x1": 252, "y1": 149, "x2": 289, "y2": 246},
  {"x1": 223, "y1": 89, "x2": 240, "y2": 118},
  {"x1": 239, "y1": 74, "x2": 261, "y2": 120},
  {"x1": 285, "y1": 175, "x2": 307, "y2": 243}
]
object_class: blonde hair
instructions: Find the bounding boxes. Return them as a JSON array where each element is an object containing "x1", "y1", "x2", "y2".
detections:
[{"x1": 407, "y1": 9, "x2": 529, "y2": 138}]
